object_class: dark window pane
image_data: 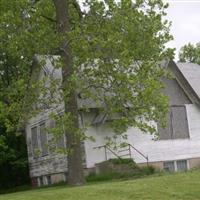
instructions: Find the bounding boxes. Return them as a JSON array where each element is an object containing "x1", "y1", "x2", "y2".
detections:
[
  {"x1": 49, "y1": 119, "x2": 55, "y2": 128},
  {"x1": 40, "y1": 123, "x2": 48, "y2": 156},
  {"x1": 177, "y1": 160, "x2": 187, "y2": 171},
  {"x1": 49, "y1": 118, "x2": 65, "y2": 150},
  {"x1": 158, "y1": 111, "x2": 173, "y2": 140},
  {"x1": 48, "y1": 119, "x2": 56, "y2": 153},
  {"x1": 47, "y1": 176, "x2": 51, "y2": 185},
  {"x1": 81, "y1": 141, "x2": 86, "y2": 167},
  {"x1": 171, "y1": 106, "x2": 189, "y2": 139},
  {"x1": 39, "y1": 177, "x2": 43, "y2": 186},
  {"x1": 56, "y1": 117, "x2": 65, "y2": 149},
  {"x1": 163, "y1": 161, "x2": 175, "y2": 172},
  {"x1": 57, "y1": 134, "x2": 65, "y2": 149},
  {"x1": 31, "y1": 127, "x2": 38, "y2": 158},
  {"x1": 159, "y1": 105, "x2": 189, "y2": 140}
]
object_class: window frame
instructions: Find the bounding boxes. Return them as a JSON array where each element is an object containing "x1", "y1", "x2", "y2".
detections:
[
  {"x1": 163, "y1": 159, "x2": 189, "y2": 172},
  {"x1": 170, "y1": 105, "x2": 190, "y2": 139},
  {"x1": 31, "y1": 126, "x2": 39, "y2": 158},
  {"x1": 39, "y1": 122, "x2": 49, "y2": 157},
  {"x1": 163, "y1": 161, "x2": 175, "y2": 172}
]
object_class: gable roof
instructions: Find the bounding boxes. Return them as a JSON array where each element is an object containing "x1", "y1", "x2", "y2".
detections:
[
  {"x1": 176, "y1": 62, "x2": 200, "y2": 99},
  {"x1": 168, "y1": 60, "x2": 200, "y2": 106}
]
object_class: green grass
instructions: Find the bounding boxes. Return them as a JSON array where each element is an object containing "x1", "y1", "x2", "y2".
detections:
[{"x1": 1, "y1": 170, "x2": 200, "y2": 200}]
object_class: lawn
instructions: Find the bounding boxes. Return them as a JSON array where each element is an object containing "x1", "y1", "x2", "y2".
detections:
[{"x1": 0, "y1": 170, "x2": 200, "y2": 200}]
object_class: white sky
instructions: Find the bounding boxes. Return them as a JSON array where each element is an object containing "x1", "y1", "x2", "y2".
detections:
[{"x1": 165, "y1": 0, "x2": 200, "y2": 60}]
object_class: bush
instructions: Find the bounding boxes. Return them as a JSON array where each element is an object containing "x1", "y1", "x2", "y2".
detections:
[
  {"x1": 140, "y1": 165, "x2": 156, "y2": 175},
  {"x1": 86, "y1": 164, "x2": 156, "y2": 183},
  {"x1": 109, "y1": 158, "x2": 136, "y2": 166}
]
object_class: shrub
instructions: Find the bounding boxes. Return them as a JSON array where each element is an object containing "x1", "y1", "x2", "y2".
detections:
[
  {"x1": 86, "y1": 164, "x2": 156, "y2": 183},
  {"x1": 140, "y1": 165, "x2": 156, "y2": 175},
  {"x1": 109, "y1": 158, "x2": 136, "y2": 165}
]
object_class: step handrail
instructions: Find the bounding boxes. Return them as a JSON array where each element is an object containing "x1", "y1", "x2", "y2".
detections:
[
  {"x1": 94, "y1": 143, "x2": 149, "y2": 166},
  {"x1": 128, "y1": 143, "x2": 149, "y2": 166},
  {"x1": 93, "y1": 145, "x2": 122, "y2": 161}
]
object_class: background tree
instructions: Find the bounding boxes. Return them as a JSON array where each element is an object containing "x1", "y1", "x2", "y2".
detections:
[
  {"x1": 179, "y1": 42, "x2": 200, "y2": 64},
  {"x1": 0, "y1": 35, "x2": 31, "y2": 190},
  {"x1": 0, "y1": 124, "x2": 29, "y2": 191},
  {"x1": 0, "y1": 0, "x2": 173, "y2": 186}
]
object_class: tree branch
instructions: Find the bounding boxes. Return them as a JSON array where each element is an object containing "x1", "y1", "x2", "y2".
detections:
[{"x1": 41, "y1": 14, "x2": 57, "y2": 23}]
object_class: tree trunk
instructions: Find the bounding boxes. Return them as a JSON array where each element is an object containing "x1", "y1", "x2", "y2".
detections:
[{"x1": 53, "y1": 0, "x2": 85, "y2": 186}]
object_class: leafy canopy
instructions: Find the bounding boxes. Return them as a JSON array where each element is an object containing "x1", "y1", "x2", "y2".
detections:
[
  {"x1": 179, "y1": 42, "x2": 200, "y2": 65},
  {"x1": 0, "y1": 0, "x2": 173, "y2": 136}
]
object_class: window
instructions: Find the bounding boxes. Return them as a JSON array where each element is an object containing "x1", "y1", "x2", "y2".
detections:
[
  {"x1": 164, "y1": 160, "x2": 188, "y2": 172},
  {"x1": 48, "y1": 119, "x2": 56, "y2": 153},
  {"x1": 49, "y1": 118, "x2": 66, "y2": 150},
  {"x1": 31, "y1": 127, "x2": 38, "y2": 158},
  {"x1": 64, "y1": 172, "x2": 68, "y2": 182},
  {"x1": 39, "y1": 123, "x2": 48, "y2": 156},
  {"x1": 57, "y1": 135, "x2": 65, "y2": 149},
  {"x1": 31, "y1": 177, "x2": 38, "y2": 187},
  {"x1": 47, "y1": 175, "x2": 51, "y2": 185},
  {"x1": 177, "y1": 160, "x2": 187, "y2": 171},
  {"x1": 159, "y1": 105, "x2": 189, "y2": 140},
  {"x1": 171, "y1": 106, "x2": 189, "y2": 139},
  {"x1": 163, "y1": 161, "x2": 175, "y2": 172},
  {"x1": 49, "y1": 119, "x2": 55, "y2": 129},
  {"x1": 39, "y1": 176, "x2": 43, "y2": 186},
  {"x1": 27, "y1": 138, "x2": 33, "y2": 157},
  {"x1": 81, "y1": 141, "x2": 86, "y2": 167},
  {"x1": 56, "y1": 117, "x2": 66, "y2": 149}
]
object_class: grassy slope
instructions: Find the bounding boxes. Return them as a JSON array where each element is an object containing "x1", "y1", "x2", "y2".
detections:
[{"x1": 1, "y1": 170, "x2": 200, "y2": 200}]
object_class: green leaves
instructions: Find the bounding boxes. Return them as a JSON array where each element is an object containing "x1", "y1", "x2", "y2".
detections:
[
  {"x1": 179, "y1": 42, "x2": 200, "y2": 65},
  {"x1": 1, "y1": 0, "x2": 173, "y2": 136}
]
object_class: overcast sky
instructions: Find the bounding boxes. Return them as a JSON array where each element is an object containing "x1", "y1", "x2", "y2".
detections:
[{"x1": 165, "y1": 0, "x2": 200, "y2": 60}]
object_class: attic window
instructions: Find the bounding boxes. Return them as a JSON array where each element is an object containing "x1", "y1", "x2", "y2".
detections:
[
  {"x1": 158, "y1": 105, "x2": 189, "y2": 140},
  {"x1": 171, "y1": 106, "x2": 189, "y2": 139}
]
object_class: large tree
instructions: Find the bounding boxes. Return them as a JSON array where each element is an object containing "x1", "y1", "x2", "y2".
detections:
[
  {"x1": 179, "y1": 42, "x2": 200, "y2": 65},
  {"x1": 0, "y1": 0, "x2": 173, "y2": 185}
]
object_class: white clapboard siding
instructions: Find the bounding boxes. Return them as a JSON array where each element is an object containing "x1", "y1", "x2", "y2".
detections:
[
  {"x1": 84, "y1": 104, "x2": 200, "y2": 167},
  {"x1": 126, "y1": 104, "x2": 200, "y2": 164}
]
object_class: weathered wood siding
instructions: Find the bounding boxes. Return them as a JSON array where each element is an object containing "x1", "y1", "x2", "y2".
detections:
[{"x1": 26, "y1": 108, "x2": 68, "y2": 178}]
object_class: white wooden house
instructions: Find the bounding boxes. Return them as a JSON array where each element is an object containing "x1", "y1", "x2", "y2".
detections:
[{"x1": 25, "y1": 59, "x2": 200, "y2": 186}]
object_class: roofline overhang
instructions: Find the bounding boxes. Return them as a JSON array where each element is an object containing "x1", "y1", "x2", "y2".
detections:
[{"x1": 168, "y1": 60, "x2": 200, "y2": 106}]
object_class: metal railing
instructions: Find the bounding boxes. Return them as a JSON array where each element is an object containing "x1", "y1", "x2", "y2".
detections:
[
  {"x1": 94, "y1": 143, "x2": 148, "y2": 166},
  {"x1": 128, "y1": 143, "x2": 149, "y2": 166},
  {"x1": 93, "y1": 145, "x2": 121, "y2": 161}
]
